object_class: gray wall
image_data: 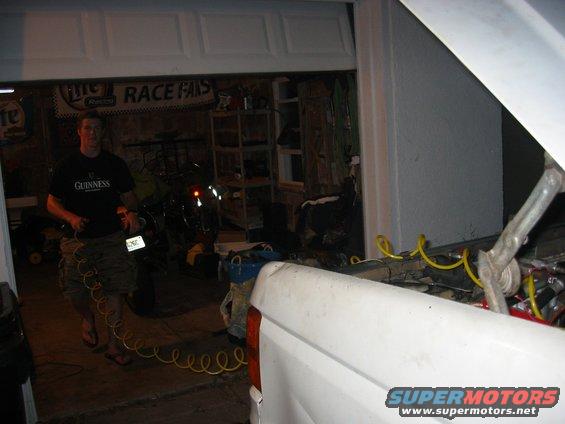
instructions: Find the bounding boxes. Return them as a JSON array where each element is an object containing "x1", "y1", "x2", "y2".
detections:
[
  {"x1": 502, "y1": 109, "x2": 544, "y2": 223},
  {"x1": 385, "y1": 0, "x2": 503, "y2": 249}
]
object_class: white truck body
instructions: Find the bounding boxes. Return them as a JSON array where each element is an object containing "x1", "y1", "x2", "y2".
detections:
[
  {"x1": 249, "y1": 0, "x2": 565, "y2": 422},
  {"x1": 250, "y1": 263, "x2": 565, "y2": 423}
]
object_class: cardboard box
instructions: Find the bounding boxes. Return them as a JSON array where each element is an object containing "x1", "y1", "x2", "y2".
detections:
[
  {"x1": 214, "y1": 241, "x2": 263, "y2": 258},
  {"x1": 216, "y1": 230, "x2": 247, "y2": 243}
]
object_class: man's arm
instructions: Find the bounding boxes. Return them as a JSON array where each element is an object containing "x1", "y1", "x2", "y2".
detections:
[
  {"x1": 119, "y1": 190, "x2": 140, "y2": 234},
  {"x1": 46, "y1": 194, "x2": 89, "y2": 232}
]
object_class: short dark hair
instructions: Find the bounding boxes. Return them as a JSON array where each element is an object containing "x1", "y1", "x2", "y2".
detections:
[{"x1": 76, "y1": 109, "x2": 104, "y2": 129}]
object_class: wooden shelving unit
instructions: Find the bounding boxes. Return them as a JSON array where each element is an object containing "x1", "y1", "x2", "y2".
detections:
[
  {"x1": 210, "y1": 109, "x2": 275, "y2": 237},
  {"x1": 273, "y1": 78, "x2": 304, "y2": 188},
  {"x1": 272, "y1": 78, "x2": 306, "y2": 231}
]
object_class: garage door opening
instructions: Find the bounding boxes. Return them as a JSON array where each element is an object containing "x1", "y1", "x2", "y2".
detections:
[{"x1": 0, "y1": 70, "x2": 363, "y2": 421}]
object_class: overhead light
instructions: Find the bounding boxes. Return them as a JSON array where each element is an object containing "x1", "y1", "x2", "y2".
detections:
[{"x1": 0, "y1": 88, "x2": 15, "y2": 94}]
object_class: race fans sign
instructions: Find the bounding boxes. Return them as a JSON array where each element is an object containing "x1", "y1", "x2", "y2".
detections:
[{"x1": 54, "y1": 80, "x2": 215, "y2": 117}]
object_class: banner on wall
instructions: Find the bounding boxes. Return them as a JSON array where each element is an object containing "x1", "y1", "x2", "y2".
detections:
[{"x1": 54, "y1": 80, "x2": 215, "y2": 118}]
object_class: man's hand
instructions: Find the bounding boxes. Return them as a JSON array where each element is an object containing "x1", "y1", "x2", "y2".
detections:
[
  {"x1": 69, "y1": 214, "x2": 89, "y2": 232},
  {"x1": 47, "y1": 195, "x2": 89, "y2": 233},
  {"x1": 124, "y1": 211, "x2": 141, "y2": 234},
  {"x1": 119, "y1": 191, "x2": 140, "y2": 234}
]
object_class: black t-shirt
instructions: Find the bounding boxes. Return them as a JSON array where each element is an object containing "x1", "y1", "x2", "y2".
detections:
[{"x1": 49, "y1": 150, "x2": 135, "y2": 238}]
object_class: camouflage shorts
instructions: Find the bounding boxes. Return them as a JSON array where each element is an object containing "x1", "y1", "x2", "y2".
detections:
[{"x1": 59, "y1": 231, "x2": 137, "y2": 299}]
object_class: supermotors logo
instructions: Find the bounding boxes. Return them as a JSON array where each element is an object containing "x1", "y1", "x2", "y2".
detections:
[
  {"x1": 385, "y1": 387, "x2": 560, "y2": 419},
  {"x1": 58, "y1": 83, "x2": 115, "y2": 111}
]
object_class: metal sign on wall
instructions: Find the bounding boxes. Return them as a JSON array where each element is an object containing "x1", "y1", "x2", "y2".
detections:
[
  {"x1": 0, "y1": 97, "x2": 34, "y2": 145},
  {"x1": 54, "y1": 80, "x2": 215, "y2": 117}
]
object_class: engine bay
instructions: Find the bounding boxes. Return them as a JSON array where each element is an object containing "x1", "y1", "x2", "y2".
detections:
[{"x1": 345, "y1": 225, "x2": 565, "y2": 328}]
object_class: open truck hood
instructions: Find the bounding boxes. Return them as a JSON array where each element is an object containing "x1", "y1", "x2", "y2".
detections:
[{"x1": 399, "y1": 0, "x2": 565, "y2": 167}]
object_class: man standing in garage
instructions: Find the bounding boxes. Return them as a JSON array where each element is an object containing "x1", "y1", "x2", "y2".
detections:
[{"x1": 47, "y1": 109, "x2": 140, "y2": 366}]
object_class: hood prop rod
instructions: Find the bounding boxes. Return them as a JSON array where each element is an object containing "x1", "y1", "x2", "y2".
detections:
[{"x1": 478, "y1": 152, "x2": 565, "y2": 314}]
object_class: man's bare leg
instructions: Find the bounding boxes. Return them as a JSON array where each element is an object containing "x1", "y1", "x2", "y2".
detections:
[
  {"x1": 105, "y1": 293, "x2": 131, "y2": 364},
  {"x1": 70, "y1": 292, "x2": 97, "y2": 345}
]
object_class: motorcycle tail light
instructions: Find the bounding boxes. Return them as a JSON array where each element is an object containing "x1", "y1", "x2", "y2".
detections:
[{"x1": 189, "y1": 184, "x2": 202, "y2": 198}]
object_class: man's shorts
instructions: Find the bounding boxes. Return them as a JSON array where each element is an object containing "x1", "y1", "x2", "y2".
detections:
[{"x1": 59, "y1": 231, "x2": 137, "y2": 299}]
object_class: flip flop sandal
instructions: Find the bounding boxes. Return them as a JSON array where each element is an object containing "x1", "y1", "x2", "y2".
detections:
[
  {"x1": 105, "y1": 351, "x2": 132, "y2": 366},
  {"x1": 82, "y1": 328, "x2": 99, "y2": 349}
]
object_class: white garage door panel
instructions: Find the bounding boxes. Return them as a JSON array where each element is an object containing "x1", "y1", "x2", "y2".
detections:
[
  {"x1": 0, "y1": 0, "x2": 355, "y2": 82},
  {"x1": 1, "y1": 12, "x2": 88, "y2": 60},
  {"x1": 282, "y1": 13, "x2": 352, "y2": 55},
  {"x1": 200, "y1": 12, "x2": 275, "y2": 55},
  {"x1": 103, "y1": 12, "x2": 189, "y2": 58}
]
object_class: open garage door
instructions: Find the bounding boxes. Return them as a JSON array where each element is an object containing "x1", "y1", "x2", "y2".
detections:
[{"x1": 0, "y1": 0, "x2": 355, "y2": 82}]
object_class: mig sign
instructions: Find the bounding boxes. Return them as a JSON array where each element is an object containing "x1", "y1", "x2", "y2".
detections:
[{"x1": 54, "y1": 80, "x2": 215, "y2": 117}]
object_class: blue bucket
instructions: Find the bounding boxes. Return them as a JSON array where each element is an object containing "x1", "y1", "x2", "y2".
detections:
[{"x1": 227, "y1": 250, "x2": 281, "y2": 284}]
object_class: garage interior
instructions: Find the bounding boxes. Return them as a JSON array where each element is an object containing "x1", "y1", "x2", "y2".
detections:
[
  {"x1": 3, "y1": 70, "x2": 364, "y2": 421},
  {"x1": 0, "y1": 2, "x2": 364, "y2": 421},
  {"x1": 1, "y1": 0, "x2": 564, "y2": 423}
]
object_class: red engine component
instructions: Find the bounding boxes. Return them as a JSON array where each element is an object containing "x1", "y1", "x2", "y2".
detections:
[{"x1": 478, "y1": 298, "x2": 549, "y2": 325}]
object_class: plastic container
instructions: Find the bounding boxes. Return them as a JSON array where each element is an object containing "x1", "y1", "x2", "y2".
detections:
[{"x1": 227, "y1": 250, "x2": 281, "y2": 284}]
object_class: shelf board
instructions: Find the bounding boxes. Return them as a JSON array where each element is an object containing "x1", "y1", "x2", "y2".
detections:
[
  {"x1": 217, "y1": 176, "x2": 273, "y2": 188},
  {"x1": 278, "y1": 148, "x2": 302, "y2": 155},
  {"x1": 214, "y1": 144, "x2": 271, "y2": 153},
  {"x1": 213, "y1": 129, "x2": 239, "y2": 134},
  {"x1": 278, "y1": 181, "x2": 305, "y2": 191},
  {"x1": 277, "y1": 97, "x2": 298, "y2": 104},
  {"x1": 211, "y1": 109, "x2": 270, "y2": 118},
  {"x1": 220, "y1": 211, "x2": 263, "y2": 230}
]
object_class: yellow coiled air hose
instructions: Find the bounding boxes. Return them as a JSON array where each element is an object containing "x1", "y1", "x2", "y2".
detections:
[
  {"x1": 72, "y1": 236, "x2": 247, "y2": 374},
  {"x1": 373, "y1": 234, "x2": 484, "y2": 289},
  {"x1": 369, "y1": 234, "x2": 551, "y2": 319},
  {"x1": 375, "y1": 235, "x2": 418, "y2": 260},
  {"x1": 525, "y1": 273, "x2": 543, "y2": 320}
]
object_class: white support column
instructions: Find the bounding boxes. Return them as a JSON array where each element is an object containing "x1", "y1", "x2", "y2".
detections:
[
  {"x1": 354, "y1": 0, "x2": 392, "y2": 258},
  {"x1": 0, "y1": 163, "x2": 38, "y2": 424},
  {"x1": 0, "y1": 162, "x2": 17, "y2": 294}
]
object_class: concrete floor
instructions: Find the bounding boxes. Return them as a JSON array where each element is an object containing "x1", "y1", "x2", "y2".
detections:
[
  {"x1": 69, "y1": 378, "x2": 251, "y2": 424},
  {"x1": 15, "y1": 259, "x2": 250, "y2": 423}
]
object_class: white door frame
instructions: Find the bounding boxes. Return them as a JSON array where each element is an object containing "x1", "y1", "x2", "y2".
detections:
[
  {"x1": 354, "y1": 0, "x2": 392, "y2": 257},
  {"x1": 0, "y1": 168, "x2": 37, "y2": 423}
]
